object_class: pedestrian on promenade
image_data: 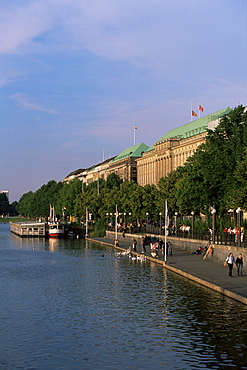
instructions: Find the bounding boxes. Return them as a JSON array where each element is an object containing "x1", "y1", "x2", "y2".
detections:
[
  {"x1": 240, "y1": 226, "x2": 245, "y2": 243},
  {"x1": 132, "y1": 238, "x2": 137, "y2": 251},
  {"x1": 141, "y1": 236, "x2": 146, "y2": 254},
  {"x1": 114, "y1": 239, "x2": 119, "y2": 247},
  {"x1": 168, "y1": 241, "x2": 172, "y2": 256},
  {"x1": 224, "y1": 252, "x2": 235, "y2": 277},
  {"x1": 235, "y1": 253, "x2": 243, "y2": 276},
  {"x1": 159, "y1": 239, "x2": 165, "y2": 255}
]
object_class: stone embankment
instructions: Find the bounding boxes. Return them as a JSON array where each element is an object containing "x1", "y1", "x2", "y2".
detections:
[{"x1": 90, "y1": 231, "x2": 247, "y2": 306}]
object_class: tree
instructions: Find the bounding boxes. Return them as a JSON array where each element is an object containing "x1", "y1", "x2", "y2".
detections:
[
  {"x1": 158, "y1": 167, "x2": 186, "y2": 213},
  {"x1": 176, "y1": 105, "x2": 247, "y2": 215},
  {"x1": 228, "y1": 149, "x2": 247, "y2": 210},
  {"x1": 0, "y1": 193, "x2": 10, "y2": 215}
]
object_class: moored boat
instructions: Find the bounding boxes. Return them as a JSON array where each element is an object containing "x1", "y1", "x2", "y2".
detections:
[
  {"x1": 48, "y1": 205, "x2": 65, "y2": 238},
  {"x1": 48, "y1": 223, "x2": 65, "y2": 238}
]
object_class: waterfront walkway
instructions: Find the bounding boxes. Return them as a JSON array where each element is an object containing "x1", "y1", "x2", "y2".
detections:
[{"x1": 90, "y1": 236, "x2": 247, "y2": 305}]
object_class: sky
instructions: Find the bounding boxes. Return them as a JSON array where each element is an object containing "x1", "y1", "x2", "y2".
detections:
[{"x1": 1, "y1": 0, "x2": 247, "y2": 202}]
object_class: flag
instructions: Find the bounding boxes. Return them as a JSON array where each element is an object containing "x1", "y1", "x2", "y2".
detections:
[
  {"x1": 192, "y1": 111, "x2": 197, "y2": 117},
  {"x1": 134, "y1": 125, "x2": 138, "y2": 129},
  {"x1": 199, "y1": 105, "x2": 204, "y2": 112}
]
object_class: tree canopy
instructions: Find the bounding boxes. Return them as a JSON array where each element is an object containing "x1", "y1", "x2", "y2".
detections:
[{"x1": 16, "y1": 105, "x2": 247, "y2": 226}]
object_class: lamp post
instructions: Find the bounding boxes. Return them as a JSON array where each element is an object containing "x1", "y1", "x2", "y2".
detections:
[
  {"x1": 175, "y1": 212, "x2": 178, "y2": 236},
  {"x1": 106, "y1": 213, "x2": 109, "y2": 230},
  {"x1": 146, "y1": 212, "x2": 149, "y2": 231},
  {"x1": 159, "y1": 212, "x2": 162, "y2": 237},
  {"x1": 211, "y1": 208, "x2": 216, "y2": 244},
  {"x1": 191, "y1": 211, "x2": 194, "y2": 239},
  {"x1": 128, "y1": 212, "x2": 132, "y2": 224},
  {"x1": 236, "y1": 207, "x2": 241, "y2": 247},
  {"x1": 128, "y1": 212, "x2": 132, "y2": 232},
  {"x1": 110, "y1": 213, "x2": 113, "y2": 230}
]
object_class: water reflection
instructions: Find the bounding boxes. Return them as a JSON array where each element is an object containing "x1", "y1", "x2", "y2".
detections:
[{"x1": 1, "y1": 224, "x2": 247, "y2": 369}]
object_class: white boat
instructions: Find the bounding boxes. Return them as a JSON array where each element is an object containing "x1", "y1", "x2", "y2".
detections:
[
  {"x1": 48, "y1": 205, "x2": 65, "y2": 238},
  {"x1": 48, "y1": 223, "x2": 65, "y2": 238}
]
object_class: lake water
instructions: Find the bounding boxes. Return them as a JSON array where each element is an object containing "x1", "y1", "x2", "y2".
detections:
[{"x1": 1, "y1": 222, "x2": 247, "y2": 369}]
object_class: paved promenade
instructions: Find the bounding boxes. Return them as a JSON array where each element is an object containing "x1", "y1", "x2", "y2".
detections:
[{"x1": 90, "y1": 236, "x2": 247, "y2": 305}]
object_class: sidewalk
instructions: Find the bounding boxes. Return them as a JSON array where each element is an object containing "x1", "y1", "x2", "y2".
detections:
[{"x1": 90, "y1": 236, "x2": 247, "y2": 305}]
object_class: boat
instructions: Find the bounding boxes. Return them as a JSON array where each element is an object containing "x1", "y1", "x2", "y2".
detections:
[
  {"x1": 48, "y1": 205, "x2": 65, "y2": 238},
  {"x1": 48, "y1": 223, "x2": 65, "y2": 238}
]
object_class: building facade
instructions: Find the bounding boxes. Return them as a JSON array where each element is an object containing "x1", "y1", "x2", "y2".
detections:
[
  {"x1": 63, "y1": 107, "x2": 232, "y2": 188},
  {"x1": 136, "y1": 107, "x2": 231, "y2": 186}
]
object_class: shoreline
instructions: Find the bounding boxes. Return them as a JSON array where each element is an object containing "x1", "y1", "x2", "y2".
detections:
[{"x1": 89, "y1": 236, "x2": 247, "y2": 306}]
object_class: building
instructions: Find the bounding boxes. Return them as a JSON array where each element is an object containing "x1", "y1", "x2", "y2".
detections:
[
  {"x1": 107, "y1": 143, "x2": 149, "y2": 182},
  {"x1": 63, "y1": 107, "x2": 232, "y2": 188},
  {"x1": 136, "y1": 107, "x2": 231, "y2": 186},
  {"x1": 85, "y1": 157, "x2": 116, "y2": 184},
  {"x1": 1, "y1": 190, "x2": 9, "y2": 200}
]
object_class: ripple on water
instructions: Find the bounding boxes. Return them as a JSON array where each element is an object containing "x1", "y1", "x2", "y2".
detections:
[{"x1": 1, "y1": 229, "x2": 247, "y2": 369}]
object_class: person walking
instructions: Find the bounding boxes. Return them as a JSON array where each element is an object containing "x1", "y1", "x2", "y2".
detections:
[
  {"x1": 141, "y1": 236, "x2": 146, "y2": 254},
  {"x1": 235, "y1": 253, "x2": 243, "y2": 276},
  {"x1": 168, "y1": 241, "x2": 172, "y2": 256},
  {"x1": 224, "y1": 252, "x2": 235, "y2": 277},
  {"x1": 132, "y1": 238, "x2": 137, "y2": 251}
]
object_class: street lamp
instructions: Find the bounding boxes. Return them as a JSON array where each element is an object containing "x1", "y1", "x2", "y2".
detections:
[
  {"x1": 159, "y1": 212, "x2": 162, "y2": 237},
  {"x1": 236, "y1": 207, "x2": 241, "y2": 247},
  {"x1": 110, "y1": 213, "x2": 113, "y2": 230},
  {"x1": 128, "y1": 212, "x2": 132, "y2": 224},
  {"x1": 106, "y1": 213, "x2": 109, "y2": 230},
  {"x1": 146, "y1": 212, "x2": 149, "y2": 231},
  {"x1": 211, "y1": 208, "x2": 216, "y2": 244},
  {"x1": 191, "y1": 211, "x2": 195, "y2": 239},
  {"x1": 128, "y1": 212, "x2": 132, "y2": 231},
  {"x1": 175, "y1": 212, "x2": 178, "y2": 235}
]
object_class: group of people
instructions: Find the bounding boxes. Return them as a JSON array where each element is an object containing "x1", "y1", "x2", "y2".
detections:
[
  {"x1": 224, "y1": 252, "x2": 243, "y2": 277},
  {"x1": 223, "y1": 226, "x2": 245, "y2": 242},
  {"x1": 150, "y1": 240, "x2": 173, "y2": 258},
  {"x1": 130, "y1": 237, "x2": 172, "y2": 258}
]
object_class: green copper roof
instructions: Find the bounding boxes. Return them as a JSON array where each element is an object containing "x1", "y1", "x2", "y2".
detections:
[
  {"x1": 156, "y1": 107, "x2": 232, "y2": 143},
  {"x1": 110, "y1": 142, "x2": 149, "y2": 163}
]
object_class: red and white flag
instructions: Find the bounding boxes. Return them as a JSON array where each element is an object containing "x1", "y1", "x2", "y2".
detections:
[
  {"x1": 134, "y1": 125, "x2": 138, "y2": 130},
  {"x1": 199, "y1": 105, "x2": 204, "y2": 112},
  {"x1": 192, "y1": 110, "x2": 197, "y2": 117}
]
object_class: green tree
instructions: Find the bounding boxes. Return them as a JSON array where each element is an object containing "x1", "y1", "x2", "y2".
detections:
[
  {"x1": 0, "y1": 193, "x2": 10, "y2": 215},
  {"x1": 158, "y1": 167, "x2": 186, "y2": 213},
  {"x1": 176, "y1": 105, "x2": 247, "y2": 216}
]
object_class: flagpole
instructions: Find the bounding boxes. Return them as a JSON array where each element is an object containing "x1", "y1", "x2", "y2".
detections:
[
  {"x1": 199, "y1": 98, "x2": 201, "y2": 119},
  {"x1": 134, "y1": 126, "x2": 136, "y2": 145},
  {"x1": 191, "y1": 101, "x2": 193, "y2": 122}
]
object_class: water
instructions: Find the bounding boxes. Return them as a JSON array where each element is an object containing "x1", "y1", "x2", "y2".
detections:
[{"x1": 1, "y1": 223, "x2": 247, "y2": 369}]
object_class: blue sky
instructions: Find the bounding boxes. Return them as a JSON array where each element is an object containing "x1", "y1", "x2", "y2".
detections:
[{"x1": 1, "y1": 0, "x2": 246, "y2": 201}]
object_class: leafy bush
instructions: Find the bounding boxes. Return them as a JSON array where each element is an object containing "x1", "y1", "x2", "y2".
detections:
[{"x1": 92, "y1": 218, "x2": 106, "y2": 237}]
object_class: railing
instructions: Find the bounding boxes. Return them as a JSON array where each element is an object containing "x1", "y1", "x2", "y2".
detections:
[{"x1": 106, "y1": 224, "x2": 246, "y2": 248}]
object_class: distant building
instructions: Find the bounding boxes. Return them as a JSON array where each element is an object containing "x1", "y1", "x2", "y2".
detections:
[
  {"x1": 107, "y1": 143, "x2": 149, "y2": 182},
  {"x1": 63, "y1": 107, "x2": 233, "y2": 187},
  {"x1": 136, "y1": 107, "x2": 231, "y2": 186},
  {"x1": 1, "y1": 190, "x2": 9, "y2": 200},
  {"x1": 63, "y1": 169, "x2": 86, "y2": 183}
]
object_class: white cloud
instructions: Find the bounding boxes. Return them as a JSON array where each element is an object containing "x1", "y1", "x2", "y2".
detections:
[
  {"x1": 0, "y1": 2, "x2": 54, "y2": 54},
  {"x1": 11, "y1": 93, "x2": 58, "y2": 114}
]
